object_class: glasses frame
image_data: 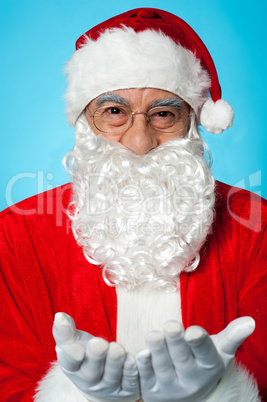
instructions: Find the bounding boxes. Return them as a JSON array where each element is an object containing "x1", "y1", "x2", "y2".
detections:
[{"x1": 86, "y1": 104, "x2": 191, "y2": 135}]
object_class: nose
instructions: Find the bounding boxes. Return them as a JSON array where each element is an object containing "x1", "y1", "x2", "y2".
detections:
[{"x1": 120, "y1": 113, "x2": 158, "y2": 155}]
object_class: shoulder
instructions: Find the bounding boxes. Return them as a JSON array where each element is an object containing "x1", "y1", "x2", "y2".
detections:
[
  {"x1": 0, "y1": 183, "x2": 73, "y2": 220},
  {"x1": 0, "y1": 183, "x2": 73, "y2": 248},
  {"x1": 215, "y1": 180, "x2": 267, "y2": 209},
  {"x1": 214, "y1": 181, "x2": 267, "y2": 233}
]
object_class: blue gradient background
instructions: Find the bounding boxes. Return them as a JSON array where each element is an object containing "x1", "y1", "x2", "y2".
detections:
[{"x1": 1, "y1": 0, "x2": 266, "y2": 211}]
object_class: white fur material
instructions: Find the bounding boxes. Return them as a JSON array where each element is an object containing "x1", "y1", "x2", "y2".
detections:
[
  {"x1": 34, "y1": 362, "x2": 130, "y2": 402},
  {"x1": 65, "y1": 27, "x2": 211, "y2": 125},
  {"x1": 200, "y1": 98, "x2": 234, "y2": 134},
  {"x1": 206, "y1": 361, "x2": 260, "y2": 402},
  {"x1": 34, "y1": 354, "x2": 260, "y2": 401},
  {"x1": 116, "y1": 285, "x2": 182, "y2": 355},
  {"x1": 34, "y1": 361, "x2": 88, "y2": 401}
]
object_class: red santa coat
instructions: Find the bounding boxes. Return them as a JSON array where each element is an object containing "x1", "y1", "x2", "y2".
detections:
[{"x1": 0, "y1": 181, "x2": 266, "y2": 401}]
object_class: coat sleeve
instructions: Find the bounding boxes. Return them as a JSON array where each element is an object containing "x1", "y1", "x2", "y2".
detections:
[
  {"x1": 235, "y1": 222, "x2": 267, "y2": 401},
  {"x1": 0, "y1": 200, "x2": 118, "y2": 401},
  {"x1": 180, "y1": 186, "x2": 267, "y2": 401},
  {"x1": 220, "y1": 189, "x2": 267, "y2": 401},
  {"x1": 0, "y1": 232, "x2": 112, "y2": 402},
  {"x1": 215, "y1": 192, "x2": 267, "y2": 401},
  {"x1": 0, "y1": 217, "x2": 55, "y2": 401}
]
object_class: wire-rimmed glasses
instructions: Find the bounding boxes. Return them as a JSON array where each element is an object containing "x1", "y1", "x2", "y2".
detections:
[{"x1": 86, "y1": 103, "x2": 191, "y2": 134}]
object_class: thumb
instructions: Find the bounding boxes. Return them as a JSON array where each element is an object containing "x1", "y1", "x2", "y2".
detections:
[
  {"x1": 213, "y1": 317, "x2": 255, "y2": 364},
  {"x1": 53, "y1": 312, "x2": 79, "y2": 346}
]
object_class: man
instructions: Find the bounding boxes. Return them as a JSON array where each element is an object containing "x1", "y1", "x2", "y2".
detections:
[{"x1": 0, "y1": 8, "x2": 266, "y2": 402}]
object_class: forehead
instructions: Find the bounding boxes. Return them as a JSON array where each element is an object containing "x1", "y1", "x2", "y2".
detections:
[{"x1": 91, "y1": 88, "x2": 183, "y2": 107}]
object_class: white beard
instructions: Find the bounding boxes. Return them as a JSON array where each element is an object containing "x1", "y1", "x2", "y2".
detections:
[{"x1": 65, "y1": 114, "x2": 215, "y2": 291}]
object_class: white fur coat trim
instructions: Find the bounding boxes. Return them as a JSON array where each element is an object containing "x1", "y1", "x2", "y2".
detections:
[
  {"x1": 206, "y1": 361, "x2": 260, "y2": 402},
  {"x1": 34, "y1": 359, "x2": 260, "y2": 401},
  {"x1": 34, "y1": 361, "x2": 88, "y2": 401},
  {"x1": 116, "y1": 286, "x2": 182, "y2": 355},
  {"x1": 65, "y1": 27, "x2": 211, "y2": 125}
]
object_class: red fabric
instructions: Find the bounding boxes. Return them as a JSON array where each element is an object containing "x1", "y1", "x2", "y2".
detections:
[
  {"x1": 75, "y1": 8, "x2": 221, "y2": 102},
  {"x1": 0, "y1": 181, "x2": 266, "y2": 401}
]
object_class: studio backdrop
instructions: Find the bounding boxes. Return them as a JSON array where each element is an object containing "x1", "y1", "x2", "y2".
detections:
[{"x1": 1, "y1": 0, "x2": 266, "y2": 211}]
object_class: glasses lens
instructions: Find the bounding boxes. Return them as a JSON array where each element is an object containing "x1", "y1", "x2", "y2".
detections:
[
  {"x1": 93, "y1": 105, "x2": 131, "y2": 133},
  {"x1": 148, "y1": 106, "x2": 189, "y2": 133}
]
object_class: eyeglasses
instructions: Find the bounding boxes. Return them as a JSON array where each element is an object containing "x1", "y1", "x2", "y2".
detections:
[{"x1": 86, "y1": 103, "x2": 191, "y2": 134}]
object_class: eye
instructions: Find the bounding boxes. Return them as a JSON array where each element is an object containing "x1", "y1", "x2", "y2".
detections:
[
  {"x1": 156, "y1": 110, "x2": 175, "y2": 118},
  {"x1": 95, "y1": 105, "x2": 129, "y2": 128},
  {"x1": 107, "y1": 107, "x2": 123, "y2": 115},
  {"x1": 149, "y1": 108, "x2": 176, "y2": 126},
  {"x1": 103, "y1": 107, "x2": 128, "y2": 122},
  {"x1": 101, "y1": 105, "x2": 128, "y2": 118},
  {"x1": 149, "y1": 106, "x2": 184, "y2": 120},
  {"x1": 96, "y1": 105, "x2": 128, "y2": 120},
  {"x1": 148, "y1": 106, "x2": 187, "y2": 131}
]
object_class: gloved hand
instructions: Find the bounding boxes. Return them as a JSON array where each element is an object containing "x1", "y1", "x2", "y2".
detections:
[
  {"x1": 136, "y1": 316, "x2": 255, "y2": 402},
  {"x1": 53, "y1": 312, "x2": 140, "y2": 402}
]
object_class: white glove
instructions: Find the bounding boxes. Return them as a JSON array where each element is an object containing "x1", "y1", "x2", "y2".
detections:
[
  {"x1": 53, "y1": 312, "x2": 140, "y2": 402},
  {"x1": 136, "y1": 316, "x2": 255, "y2": 402}
]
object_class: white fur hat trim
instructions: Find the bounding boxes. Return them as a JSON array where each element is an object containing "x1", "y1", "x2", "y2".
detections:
[{"x1": 65, "y1": 27, "x2": 211, "y2": 126}]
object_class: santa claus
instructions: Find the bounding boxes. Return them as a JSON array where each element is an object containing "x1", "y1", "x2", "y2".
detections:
[{"x1": 0, "y1": 8, "x2": 266, "y2": 402}]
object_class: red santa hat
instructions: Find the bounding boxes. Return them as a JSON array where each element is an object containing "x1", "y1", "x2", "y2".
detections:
[{"x1": 65, "y1": 8, "x2": 234, "y2": 134}]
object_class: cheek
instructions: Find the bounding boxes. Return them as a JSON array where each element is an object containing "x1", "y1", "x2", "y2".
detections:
[
  {"x1": 101, "y1": 133, "x2": 122, "y2": 143},
  {"x1": 158, "y1": 131, "x2": 186, "y2": 144},
  {"x1": 86, "y1": 114, "x2": 122, "y2": 142}
]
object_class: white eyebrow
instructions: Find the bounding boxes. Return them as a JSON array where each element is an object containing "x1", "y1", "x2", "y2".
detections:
[
  {"x1": 150, "y1": 98, "x2": 184, "y2": 108},
  {"x1": 96, "y1": 93, "x2": 129, "y2": 106}
]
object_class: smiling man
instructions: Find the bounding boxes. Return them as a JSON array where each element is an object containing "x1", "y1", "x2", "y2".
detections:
[{"x1": 0, "y1": 8, "x2": 266, "y2": 402}]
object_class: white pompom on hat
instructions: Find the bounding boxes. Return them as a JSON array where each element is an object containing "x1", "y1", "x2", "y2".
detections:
[
  {"x1": 65, "y1": 8, "x2": 234, "y2": 134},
  {"x1": 200, "y1": 99, "x2": 234, "y2": 134}
]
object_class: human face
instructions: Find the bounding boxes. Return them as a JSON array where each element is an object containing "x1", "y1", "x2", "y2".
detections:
[{"x1": 85, "y1": 88, "x2": 190, "y2": 155}]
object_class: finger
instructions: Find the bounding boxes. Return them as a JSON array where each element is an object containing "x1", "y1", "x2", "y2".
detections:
[
  {"x1": 80, "y1": 337, "x2": 109, "y2": 384},
  {"x1": 145, "y1": 330, "x2": 176, "y2": 383},
  {"x1": 214, "y1": 317, "x2": 255, "y2": 360},
  {"x1": 57, "y1": 343, "x2": 85, "y2": 371},
  {"x1": 163, "y1": 321, "x2": 196, "y2": 373},
  {"x1": 121, "y1": 354, "x2": 139, "y2": 392},
  {"x1": 102, "y1": 342, "x2": 126, "y2": 387},
  {"x1": 136, "y1": 349, "x2": 156, "y2": 390},
  {"x1": 184, "y1": 326, "x2": 223, "y2": 369},
  {"x1": 53, "y1": 312, "x2": 78, "y2": 346}
]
